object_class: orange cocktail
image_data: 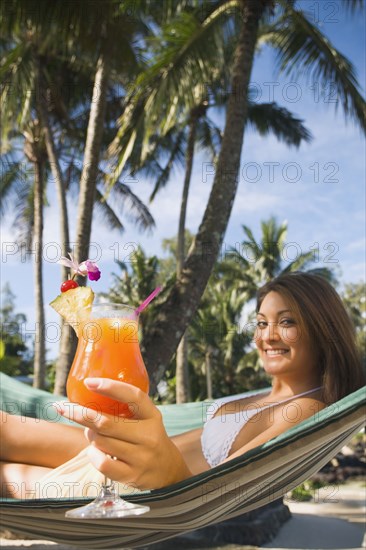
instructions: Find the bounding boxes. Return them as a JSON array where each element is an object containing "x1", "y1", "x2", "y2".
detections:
[{"x1": 66, "y1": 303, "x2": 149, "y2": 416}]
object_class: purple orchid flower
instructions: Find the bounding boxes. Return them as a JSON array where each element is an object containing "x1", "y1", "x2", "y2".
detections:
[
  {"x1": 58, "y1": 254, "x2": 101, "y2": 281},
  {"x1": 79, "y1": 260, "x2": 101, "y2": 281}
]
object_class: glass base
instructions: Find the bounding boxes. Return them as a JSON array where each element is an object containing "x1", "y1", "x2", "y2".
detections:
[{"x1": 65, "y1": 484, "x2": 150, "y2": 519}]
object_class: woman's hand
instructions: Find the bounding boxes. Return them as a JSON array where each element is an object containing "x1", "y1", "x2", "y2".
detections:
[{"x1": 58, "y1": 378, "x2": 192, "y2": 490}]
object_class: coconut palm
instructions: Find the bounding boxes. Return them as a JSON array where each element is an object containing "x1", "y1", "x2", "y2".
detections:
[
  {"x1": 187, "y1": 271, "x2": 252, "y2": 400},
  {"x1": 145, "y1": 93, "x2": 313, "y2": 402},
  {"x1": 0, "y1": 18, "x2": 93, "y2": 388},
  {"x1": 341, "y1": 282, "x2": 366, "y2": 364},
  {"x1": 1, "y1": 123, "x2": 48, "y2": 388},
  {"x1": 116, "y1": 25, "x2": 312, "y2": 401},
  {"x1": 223, "y1": 216, "x2": 337, "y2": 294},
  {"x1": 111, "y1": 0, "x2": 365, "y2": 392},
  {"x1": 0, "y1": 4, "x2": 157, "y2": 391},
  {"x1": 106, "y1": 246, "x2": 164, "y2": 345}
]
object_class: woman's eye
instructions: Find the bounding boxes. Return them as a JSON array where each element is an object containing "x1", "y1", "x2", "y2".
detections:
[
  {"x1": 256, "y1": 321, "x2": 268, "y2": 329},
  {"x1": 279, "y1": 318, "x2": 295, "y2": 326}
]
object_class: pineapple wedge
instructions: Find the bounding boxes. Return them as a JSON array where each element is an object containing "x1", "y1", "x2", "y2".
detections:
[{"x1": 50, "y1": 287, "x2": 94, "y2": 332}]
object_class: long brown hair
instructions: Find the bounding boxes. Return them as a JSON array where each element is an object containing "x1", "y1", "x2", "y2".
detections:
[{"x1": 256, "y1": 272, "x2": 365, "y2": 404}]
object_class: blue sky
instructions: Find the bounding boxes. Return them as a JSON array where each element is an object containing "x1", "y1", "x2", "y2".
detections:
[{"x1": 1, "y1": 1, "x2": 365, "y2": 359}]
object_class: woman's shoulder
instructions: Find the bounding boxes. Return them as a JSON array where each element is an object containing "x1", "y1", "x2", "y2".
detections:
[{"x1": 275, "y1": 394, "x2": 326, "y2": 424}]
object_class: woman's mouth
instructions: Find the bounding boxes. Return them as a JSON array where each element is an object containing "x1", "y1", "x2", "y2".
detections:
[{"x1": 264, "y1": 349, "x2": 289, "y2": 356}]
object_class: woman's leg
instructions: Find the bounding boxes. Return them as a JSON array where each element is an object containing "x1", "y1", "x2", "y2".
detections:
[
  {"x1": 0, "y1": 461, "x2": 51, "y2": 498},
  {"x1": 0, "y1": 411, "x2": 88, "y2": 468}
]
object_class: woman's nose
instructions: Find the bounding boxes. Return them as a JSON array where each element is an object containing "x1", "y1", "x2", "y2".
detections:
[{"x1": 262, "y1": 323, "x2": 281, "y2": 342}]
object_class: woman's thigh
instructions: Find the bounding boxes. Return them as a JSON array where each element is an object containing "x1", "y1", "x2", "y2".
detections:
[{"x1": 0, "y1": 461, "x2": 52, "y2": 498}]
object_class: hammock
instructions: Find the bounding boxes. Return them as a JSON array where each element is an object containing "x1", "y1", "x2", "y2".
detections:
[{"x1": 0, "y1": 373, "x2": 365, "y2": 549}]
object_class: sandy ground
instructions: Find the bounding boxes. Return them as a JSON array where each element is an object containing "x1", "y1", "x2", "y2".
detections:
[
  {"x1": 0, "y1": 481, "x2": 364, "y2": 550},
  {"x1": 261, "y1": 481, "x2": 365, "y2": 550}
]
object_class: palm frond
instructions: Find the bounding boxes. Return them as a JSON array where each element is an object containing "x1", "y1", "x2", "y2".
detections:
[
  {"x1": 339, "y1": 0, "x2": 364, "y2": 14},
  {"x1": 107, "y1": 98, "x2": 147, "y2": 187},
  {"x1": 247, "y1": 101, "x2": 312, "y2": 147},
  {"x1": 108, "y1": 181, "x2": 155, "y2": 233},
  {"x1": 108, "y1": 2, "x2": 237, "y2": 183},
  {"x1": 93, "y1": 188, "x2": 125, "y2": 233},
  {"x1": 271, "y1": 2, "x2": 366, "y2": 132},
  {"x1": 0, "y1": 40, "x2": 35, "y2": 141},
  {"x1": 0, "y1": 158, "x2": 24, "y2": 214},
  {"x1": 98, "y1": 179, "x2": 155, "y2": 235},
  {"x1": 241, "y1": 224, "x2": 257, "y2": 246},
  {"x1": 148, "y1": 129, "x2": 186, "y2": 201},
  {"x1": 196, "y1": 117, "x2": 222, "y2": 159},
  {"x1": 280, "y1": 250, "x2": 315, "y2": 274}
]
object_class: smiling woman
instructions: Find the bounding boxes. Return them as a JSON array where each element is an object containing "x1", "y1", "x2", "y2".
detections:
[
  {"x1": 0, "y1": 272, "x2": 365, "y2": 499},
  {"x1": 255, "y1": 272, "x2": 365, "y2": 404},
  {"x1": 255, "y1": 292, "x2": 318, "y2": 383}
]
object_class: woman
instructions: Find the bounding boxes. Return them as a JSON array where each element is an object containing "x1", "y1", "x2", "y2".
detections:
[{"x1": 1, "y1": 272, "x2": 364, "y2": 498}]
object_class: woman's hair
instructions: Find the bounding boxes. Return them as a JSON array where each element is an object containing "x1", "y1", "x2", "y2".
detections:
[{"x1": 256, "y1": 272, "x2": 365, "y2": 404}]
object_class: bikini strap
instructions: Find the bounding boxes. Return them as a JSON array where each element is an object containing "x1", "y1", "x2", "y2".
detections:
[
  {"x1": 294, "y1": 386, "x2": 323, "y2": 399},
  {"x1": 262, "y1": 385, "x2": 323, "y2": 409}
]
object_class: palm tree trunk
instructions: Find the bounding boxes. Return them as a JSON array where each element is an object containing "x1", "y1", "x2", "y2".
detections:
[
  {"x1": 37, "y1": 83, "x2": 78, "y2": 395},
  {"x1": 143, "y1": 0, "x2": 268, "y2": 393},
  {"x1": 176, "y1": 335, "x2": 190, "y2": 403},
  {"x1": 33, "y1": 159, "x2": 46, "y2": 389},
  {"x1": 74, "y1": 50, "x2": 110, "y2": 266},
  {"x1": 224, "y1": 349, "x2": 234, "y2": 395},
  {"x1": 175, "y1": 113, "x2": 197, "y2": 404},
  {"x1": 205, "y1": 346, "x2": 214, "y2": 400},
  {"x1": 37, "y1": 88, "x2": 70, "y2": 278},
  {"x1": 50, "y1": 51, "x2": 109, "y2": 395}
]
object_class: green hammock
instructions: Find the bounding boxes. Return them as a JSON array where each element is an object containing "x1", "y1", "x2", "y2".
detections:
[{"x1": 0, "y1": 373, "x2": 365, "y2": 549}]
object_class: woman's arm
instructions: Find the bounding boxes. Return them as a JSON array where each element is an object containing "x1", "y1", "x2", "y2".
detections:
[
  {"x1": 0, "y1": 411, "x2": 86, "y2": 468},
  {"x1": 224, "y1": 397, "x2": 326, "y2": 463},
  {"x1": 171, "y1": 428, "x2": 209, "y2": 475}
]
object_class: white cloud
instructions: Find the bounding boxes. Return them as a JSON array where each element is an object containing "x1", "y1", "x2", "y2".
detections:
[{"x1": 347, "y1": 238, "x2": 366, "y2": 252}]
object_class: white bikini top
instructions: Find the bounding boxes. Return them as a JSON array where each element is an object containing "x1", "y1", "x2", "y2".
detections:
[{"x1": 201, "y1": 386, "x2": 322, "y2": 468}]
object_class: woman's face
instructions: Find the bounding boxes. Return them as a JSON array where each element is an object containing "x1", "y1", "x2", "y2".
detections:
[{"x1": 255, "y1": 291, "x2": 318, "y2": 381}]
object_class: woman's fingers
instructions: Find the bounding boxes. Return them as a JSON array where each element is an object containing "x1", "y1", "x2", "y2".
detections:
[
  {"x1": 59, "y1": 403, "x2": 145, "y2": 441},
  {"x1": 86, "y1": 446, "x2": 140, "y2": 491},
  {"x1": 85, "y1": 427, "x2": 137, "y2": 463},
  {"x1": 84, "y1": 378, "x2": 157, "y2": 420},
  {"x1": 58, "y1": 378, "x2": 161, "y2": 433}
]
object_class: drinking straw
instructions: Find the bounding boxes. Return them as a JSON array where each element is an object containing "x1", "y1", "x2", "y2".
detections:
[{"x1": 135, "y1": 286, "x2": 162, "y2": 315}]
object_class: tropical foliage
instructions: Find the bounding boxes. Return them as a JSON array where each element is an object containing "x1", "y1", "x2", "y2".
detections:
[
  {"x1": 342, "y1": 282, "x2": 366, "y2": 366},
  {"x1": 105, "y1": 217, "x2": 337, "y2": 402},
  {"x1": 0, "y1": 1, "x2": 365, "y2": 395},
  {"x1": 0, "y1": 284, "x2": 32, "y2": 377}
]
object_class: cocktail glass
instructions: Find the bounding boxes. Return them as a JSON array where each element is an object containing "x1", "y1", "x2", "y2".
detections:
[{"x1": 64, "y1": 302, "x2": 150, "y2": 519}]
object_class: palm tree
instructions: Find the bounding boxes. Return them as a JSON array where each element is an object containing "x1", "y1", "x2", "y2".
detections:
[
  {"x1": 106, "y1": 246, "x2": 164, "y2": 344},
  {"x1": 112, "y1": 0, "x2": 365, "y2": 392},
  {"x1": 224, "y1": 216, "x2": 337, "y2": 293},
  {"x1": 115, "y1": 24, "x2": 312, "y2": 401},
  {"x1": 341, "y1": 282, "x2": 366, "y2": 364},
  {"x1": 57, "y1": 0, "x2": 181, "y2": 268},
  {"x1": 1, "y1": 122, "x2": 48, "y2": 388},
  {"x1": 1, "y1": 3, "x2": 157, "y2": 391},
  {"x1": 0, "y1": 20, "x2": 92, "y2": 388}
]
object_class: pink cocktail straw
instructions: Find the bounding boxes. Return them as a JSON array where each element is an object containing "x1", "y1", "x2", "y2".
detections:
[{"x1": 135, "y1": 286, "x2": 162, "y2": 315}]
